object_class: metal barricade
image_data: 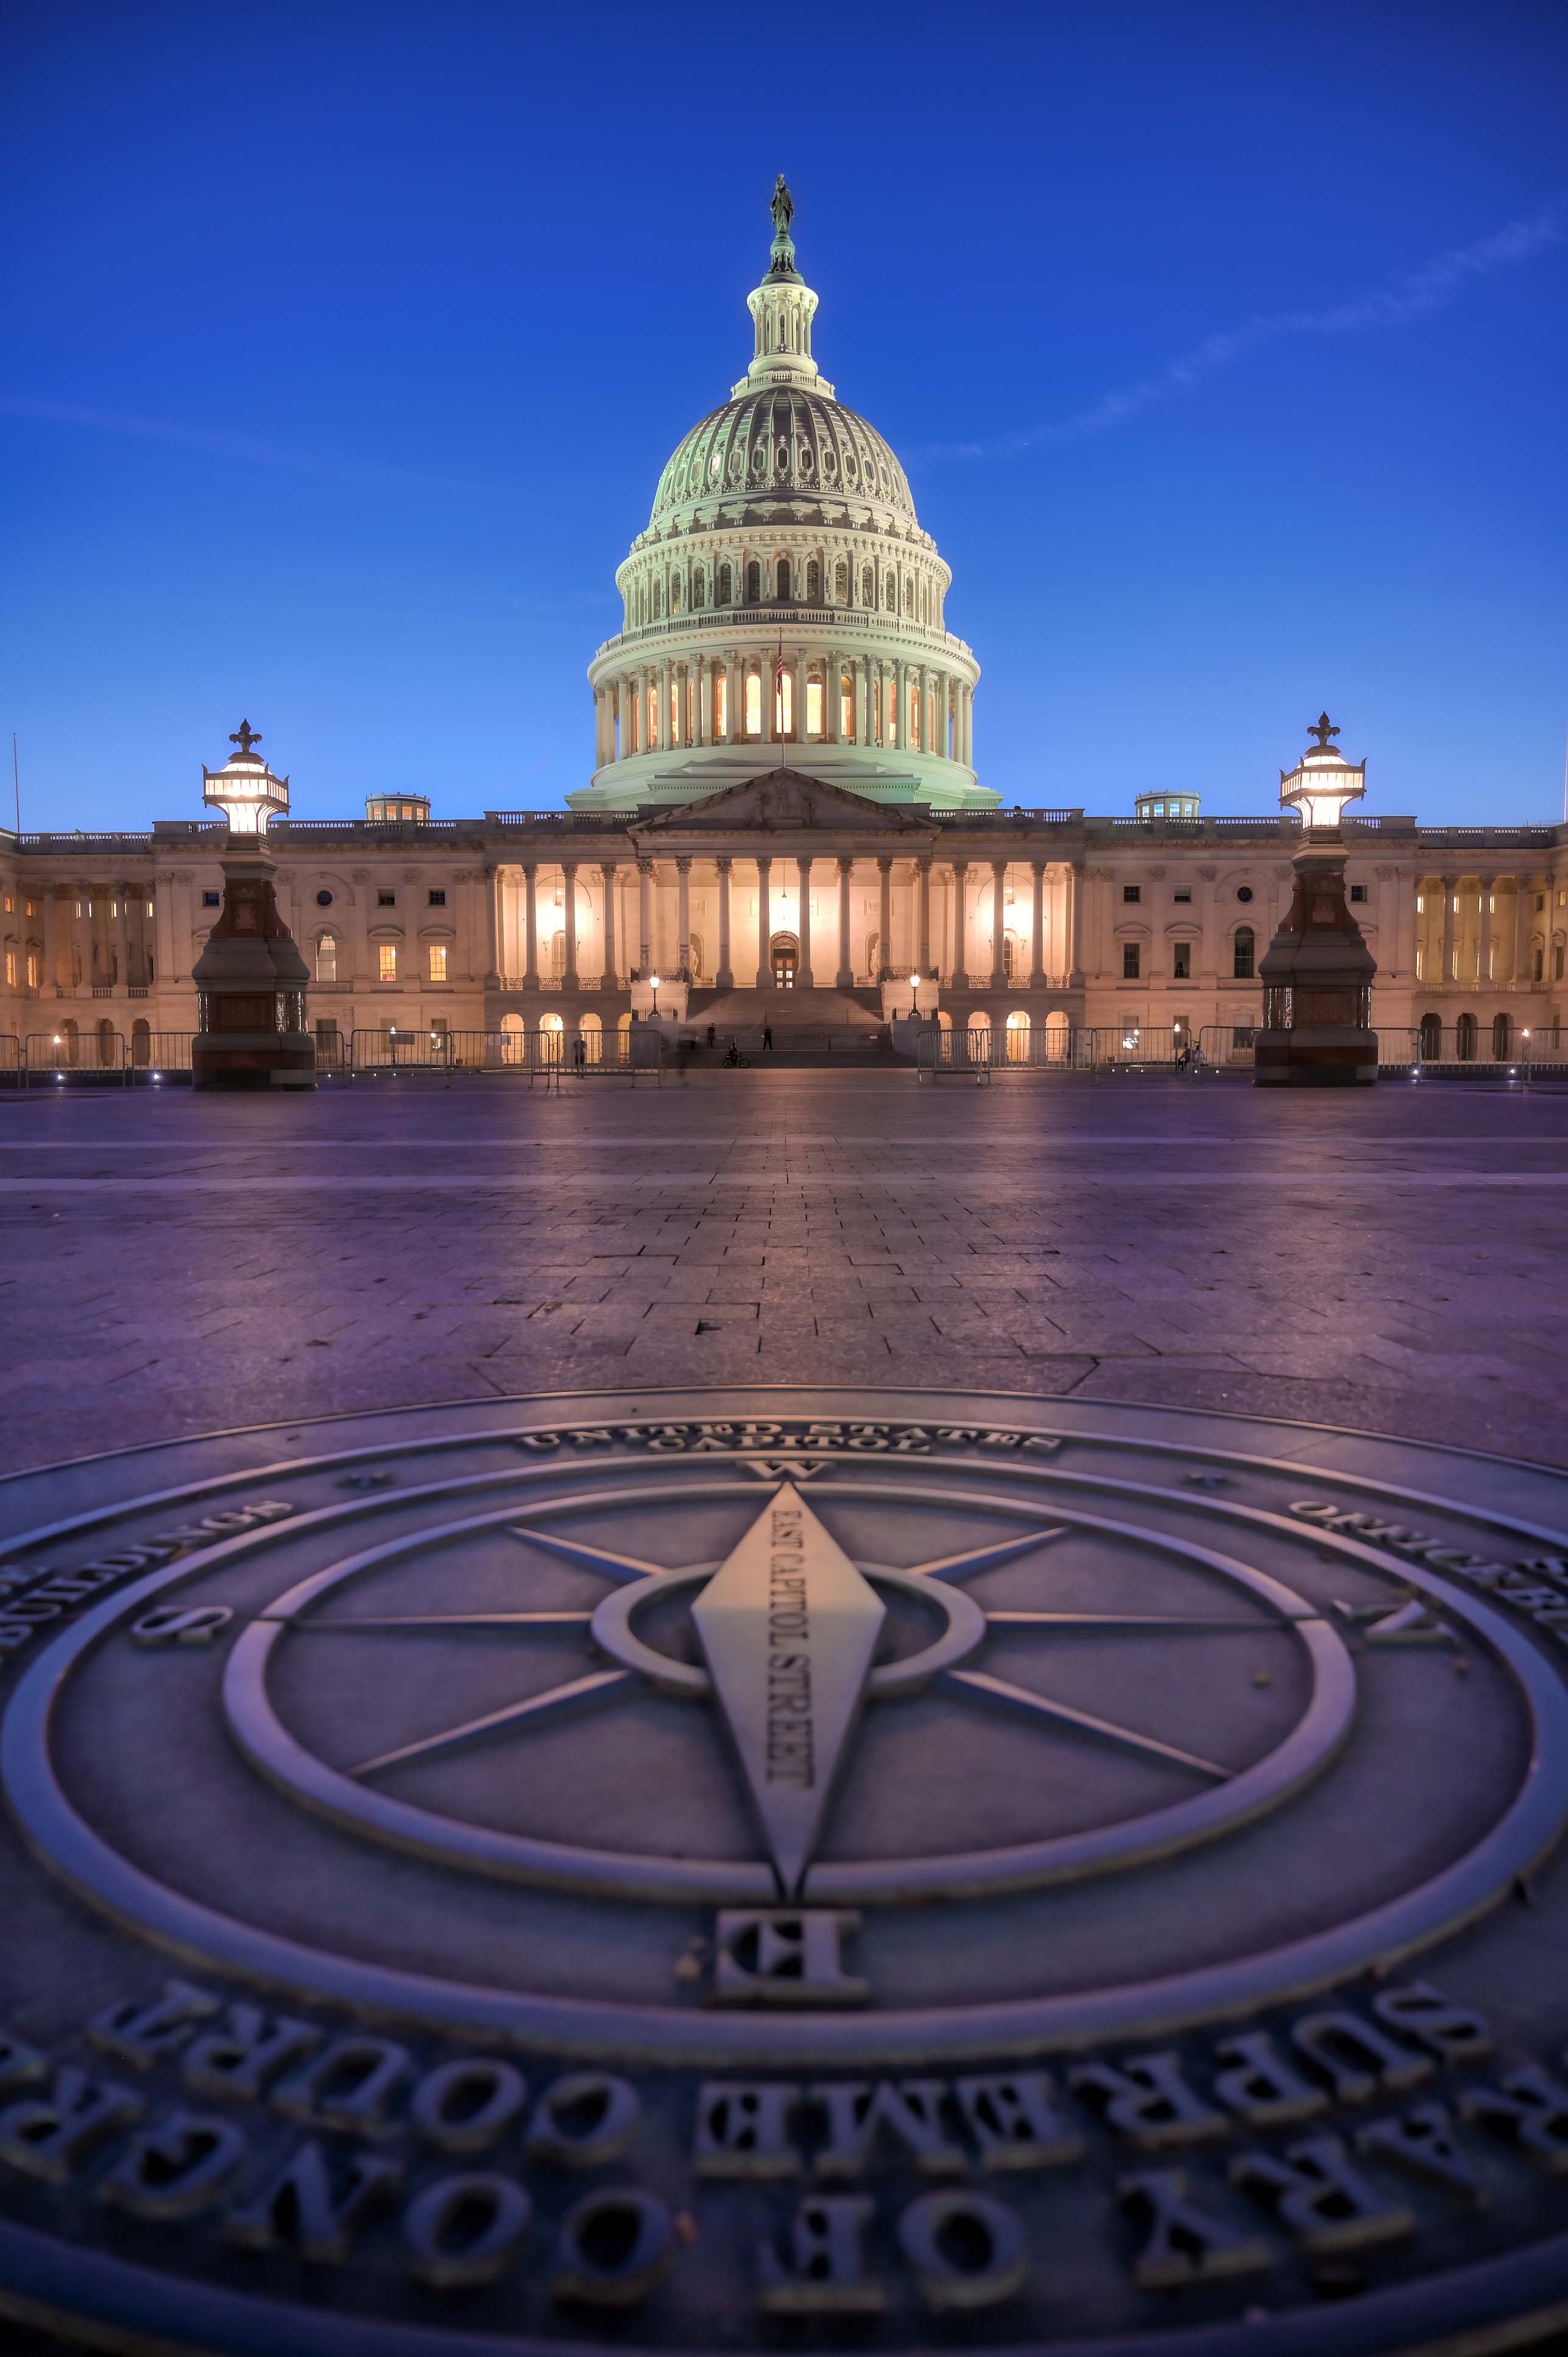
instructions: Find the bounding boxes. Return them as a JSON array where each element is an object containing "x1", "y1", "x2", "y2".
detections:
[
  {"x1": 1096, "y1": 1025, "x2": 1183, "y2": 1076},
  {"x1": 24, "y1": 1028, "x2": 128, "y2": 1084},
  {"x1": 129, "y1": 1032, "x2": 195, "y2": 1072},
  {"x1": 915, "y1": 1028, "x2": 994, "y2": 1083},
  {"x1": 1410, "y1": 1025, "x2": 1528, "y2": 1084},
  {"x1": 1196, "y1": 1023, "x2": 1262, "y2": 1075}
]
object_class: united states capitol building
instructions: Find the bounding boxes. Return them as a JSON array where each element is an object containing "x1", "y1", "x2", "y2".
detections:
[{"x1": 2, "y1": 185, "x2": 1563, "y2": 1068}]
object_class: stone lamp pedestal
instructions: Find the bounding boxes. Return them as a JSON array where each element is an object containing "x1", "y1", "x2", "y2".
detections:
[
  {"x1": 191, "y1": 844, "x2": 315, "y2": 1089},
  {"x1": 1254, "y1": 835, "x2": 1377, "y2": 1087}
]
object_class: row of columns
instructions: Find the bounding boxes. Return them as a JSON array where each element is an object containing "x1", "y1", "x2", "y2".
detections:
[
  {"x1": 1425, "y1": 874, "x2": 1549, "y2": 987},
  {"x1": 496, "y1": 857, "x2": 1082, "y2": 991},
  {"x1": 596, "y1": 652, "x2": 975, "y2": 766}
]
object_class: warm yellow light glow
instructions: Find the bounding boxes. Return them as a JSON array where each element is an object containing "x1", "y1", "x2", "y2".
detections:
[
  {"x1": 378, "y1": 945, "x2": 397, "y2": 981},
  {"x1": 428, "y1": 945, "x2": 447, "y2": 982}
]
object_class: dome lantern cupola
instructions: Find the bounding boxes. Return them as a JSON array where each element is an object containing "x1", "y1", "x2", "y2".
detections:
[{"x1": 737, "y1": 175, "x2": 832, "y2": 398}]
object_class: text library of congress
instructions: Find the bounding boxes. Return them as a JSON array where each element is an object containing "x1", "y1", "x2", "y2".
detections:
[{"x1": 2, "y1": 185, "x2": 1564, "y2": 1067}]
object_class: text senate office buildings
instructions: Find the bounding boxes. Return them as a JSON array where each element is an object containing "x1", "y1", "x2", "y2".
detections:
[{"x1": 2, "y1": 184, "x2": 1564, "y2": 1067}]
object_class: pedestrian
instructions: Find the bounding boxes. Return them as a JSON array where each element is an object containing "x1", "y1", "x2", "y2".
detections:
[
  {"x1": 573, "y1": 1035, "x2": 586, "y2": 1070},
  {"x1": 706, "y1": 1022, "x2": 715, "y2": 1049},
  {"x1": 762, "y1": 1022, "x2": 773, "y2": 1053}
]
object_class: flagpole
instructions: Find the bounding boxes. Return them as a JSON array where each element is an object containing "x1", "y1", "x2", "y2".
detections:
[{"x1": 10, "y1": 733, "x2": 17, "y2": 837}]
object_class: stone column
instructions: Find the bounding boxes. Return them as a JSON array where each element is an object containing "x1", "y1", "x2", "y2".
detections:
[
  {"x1": 726, "y1": 652, "x2": 741, "y2": 744},
  {"x1": 600, "y1": 863, "x2": 617, "y2": 984},
  {"x1": 697, "y1": 657, "x2": 710, "y2": 746},
  {"x1": 836, "y1": 857, "x2": 853, "y2": 987},
  {"x1": 917, "y1": 857, "x2": 931, "y2": 975},
  {"x1": 561, "y1": 862, "x2": 579, "y2": 986},
  {"x1": 877, "y1": 857, "x2": 893, "y2": 980},
  {"x1": 755, "y1": 857, "x2": 773, "y2": 987},
  {"x1": 1029, "y1": 861, "x2": 1047, "y2": 988},
  {"x1": 891, "y1": 660, "x2": 904, "y2": 751},
  {"x1": 1479, "y1": 876, "x2": 1492, "y2": 988},
  {"x1": 676, "y1": 857, "x2": 691, "y2": 978},
  {"x1": 151, "y1": 875, "x2": 175, "y2": 995},
  {"x1": 950, "y1": 861, "x2": 969, "y2": 988},
  {"x1": 42, "y1": 887, "x2": 61, "y2": 998},
  {"x1": 1067, "y1": 863, "x2": 1086, "y2": 988},
  {"x1": 987, "y1": 861, "x2": 1006, "y2": 989},
  {"x1": 1516, "y1": 875, "x2": 1538, "y2": 990},
  {"x1": 827, "y1": 652, "x2": 842, "y2": 743},
  {"x1": 796, "y1": 857, "x2": 813, "y2": 986},
  {"x1": 715, "y1": 857, "x2": 733, "y2": 989},
  {"x1": 637, "y1": 859, "x2": 653, "y2": 974},
  {"x1": 864, "y1": 654, "x2": 876, "y2": 746},
  {"x1": 793, "y1": 651, "x2": 808, "y2": 746},
  {"x1": 1440, "y1": 875, "x2": 1457, "y2": 985},
  {"x1": 111, "y1": 885, "x2": 129, "y2": 991},
  {"x1": 520, "y1": 864, "x2": 538, "y2": 986}
]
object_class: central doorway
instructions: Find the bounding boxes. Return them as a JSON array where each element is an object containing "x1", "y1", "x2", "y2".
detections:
[{"x1": 770, "y1": 932, "x2": 799, "y2": 989}]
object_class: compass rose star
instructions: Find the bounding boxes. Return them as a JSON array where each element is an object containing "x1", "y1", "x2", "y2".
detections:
[{"x1": 312, "y1": 1474, "x2": 1270, "y2": 1905}]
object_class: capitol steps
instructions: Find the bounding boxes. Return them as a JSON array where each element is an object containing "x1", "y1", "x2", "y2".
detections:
[{"x1": 678, "y1": 986, "x2": 900, "y2": 1065}]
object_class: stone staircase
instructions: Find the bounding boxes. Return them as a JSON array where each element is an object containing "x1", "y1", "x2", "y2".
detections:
[{"x1": 680, "y1": 985, "x2": 898, "y2": 1064}]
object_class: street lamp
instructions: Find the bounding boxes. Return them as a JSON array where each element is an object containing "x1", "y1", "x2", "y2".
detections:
[{"x1": 649, "y1": 972, "x2": 661, "y2": 1016}]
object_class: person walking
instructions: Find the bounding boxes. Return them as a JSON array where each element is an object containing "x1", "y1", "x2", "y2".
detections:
[
  {"x1": 761, "y1": 1021, "x2": 773, "y2": 1053},
  {"x1": 705, "y1": 1022, "x2": 715, "y2": 1049}
]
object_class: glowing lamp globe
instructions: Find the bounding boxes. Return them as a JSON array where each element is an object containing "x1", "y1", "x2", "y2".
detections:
[
  {"x1": 202, "y1": 721, "x2": 290, "y2": 834},
  {"x1": 1279, "y1": 713, "x2": 1365, "y2": 831}
]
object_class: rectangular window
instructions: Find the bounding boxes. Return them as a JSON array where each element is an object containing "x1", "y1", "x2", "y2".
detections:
[
  {"x1": 1349, "y1": 884, "x2": 1367, "y2": 903},
  {"x1": 2, "y1": 895, "x2": 11, "y2": 914},
  {"x1": 378, "y1": 891, "x2": 396, "y2": 908},
  {"x1": 202, "y1": 891, "x2": 221, "y2": 907},
  {"x1": 26, "y1": 951, "x2": 39, "y2": 988},
  {"x1": 316, "y1": 1018, "x2": 339, "y2": 1040},
  {"x1": 713, "y1": 673, "x2": 727, "y2": 736},
  {"x1": 1123, "y1": 885, "x2": 1141, "y2": 903},
  {"x1": 1173, "y1": 942, "x2": 1190, "y2": 979},
  {"x1": 378, "y1": 945, "x2": 397, "y2": 981},
  {"x1": 3, "y1": 951, "x2": 14, "y2": 986},
  {"x1": 25, "y1": 900, "x2": 35, "y2": 918},
  {"x1": 1173, "y1": 889, "x2": 1192, "y2": 903},
  {"x1": 428, "y1": 944, "x2": 448, "y2": 982},
  {"x1": 427, "y1": 889, "x2": 446, "y2": 906},
  {"x1": 806, "y1": 680, "x2": 823, "y2": 737},
  {"x1": 430, "y1": 1014, "x2": 448, "y2": 1036},
  {"x1": 1122, "y1": 943, "x2": 1140, "y2": 980},
  {"x1": 745, "y1": 673, "x2": 761, "y2": 735}
]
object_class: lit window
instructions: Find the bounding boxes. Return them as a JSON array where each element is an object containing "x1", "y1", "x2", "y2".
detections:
[
  {"x1": 805, "y1": 680, "x2": 823, "y2": 737},
  {"x1": 378, "y1": 945, "x2": 397, "y2": 981},
  {"x1": 745, "y1": 671, "x2": 761, "y2": 734},
  {"x1": 26, "y1": 952, "x2": 39, "y2": 988},
  {"x1": 2, "y1": 895, "x2": 10, "y2": 914},
  {"x1": 713, "y1": 673, "x2": 727, "y2": 735},
  {"x1": 4, "y1": 952, "x2": 14, "y2": 986},
  {"x1": 25, "y1": 900, "x2": 35, "y2": 918},
  {"x1": 316, "y1": 934, "x2": 337, "y2": 984},
  {"x1": 428, "y1": 945, "x2": 448, "y2": 982},
  {"x1": 145, "y1": 900, "x2": 154, "y2": 916}
]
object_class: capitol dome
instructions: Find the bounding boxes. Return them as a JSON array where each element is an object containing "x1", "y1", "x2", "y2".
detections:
[
  {"x1": 651, "y1": 387, "x2": 917, "y2": 534},
  {"x1": 571, "y1": 180, "x2": 992, "y2": 812}
]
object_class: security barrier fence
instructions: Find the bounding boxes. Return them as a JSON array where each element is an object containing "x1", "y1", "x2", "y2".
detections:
[{"x1": 347, "y1": 1028, "x2": 662, "y2": 1083}]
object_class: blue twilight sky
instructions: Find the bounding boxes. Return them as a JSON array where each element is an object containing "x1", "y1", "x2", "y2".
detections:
[{"x1": 4, "y1": 0, "x2": 1566, "y2": 832}]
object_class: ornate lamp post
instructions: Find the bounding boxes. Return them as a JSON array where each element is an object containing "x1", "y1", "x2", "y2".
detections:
[
  {"x1": 191, "y1": 723, "x2": 315, "y2": 1089},
  {"x1": 1254, "y1": 715, "x2": 1376, "y2": 1088}
]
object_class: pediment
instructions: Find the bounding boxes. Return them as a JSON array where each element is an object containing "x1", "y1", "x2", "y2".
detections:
[{"x1": 632, "y1": 769, "x2": 935, "y2": 837}]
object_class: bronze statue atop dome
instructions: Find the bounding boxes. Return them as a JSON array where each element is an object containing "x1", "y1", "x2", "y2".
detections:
[{"x1": 770, "y1": 175, "x2": 793, "y2": 241}]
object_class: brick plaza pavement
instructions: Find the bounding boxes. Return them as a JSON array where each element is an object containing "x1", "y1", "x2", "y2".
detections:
[{"x1": 1, "y1": 1069, "x2": 1565, "y2": 1474}]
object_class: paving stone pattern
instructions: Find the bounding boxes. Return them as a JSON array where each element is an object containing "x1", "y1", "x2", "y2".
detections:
[{"x1": 1, "y1": 1072, "x2": 1565, "y2": 1474}]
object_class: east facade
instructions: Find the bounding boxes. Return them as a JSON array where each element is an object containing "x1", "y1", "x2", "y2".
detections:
[{"x1": 3, "y1": 186, "x2": 1564, "y2": 1064}]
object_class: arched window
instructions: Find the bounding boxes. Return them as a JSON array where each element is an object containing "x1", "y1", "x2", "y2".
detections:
[
  {"x1": 1419, "y1": 1012, "x2": 1442, "y2": 1059},
  {"x1": 1456, "y1": 1012, "x2": 1478, "y2": 1061},
  {"x1": 903, "y1": 578, "x2": 914, "y2": 615},
  {"x1": 745, "y1": 670, "x2": 762, "y2": 735},
  {"x1": 97, "y1": 1018, "x2": 116, "y2": 1069},
  {"x1": 718, "y1": 562, "x2": 732, "y2": 606},
  {"x1": 61, "y1": 1019, "x2": 79, "y2": 1067},
  {"x1": 315, "y1": 932, "x2": 337, "y2": 984},
  {"x1": 776, "y1": 556, "x2": 791, "y2": 601},
  {"x1": 1492, "y1": 1012, "x2": 1511, "y2": 1059},
  {"x1": 549, "y1": 928, "x2": 566, "y2": 977},
  {"x1": 691, "y1": 568, "x2": 705, "y2": 609},
  {"x1": 1002, "y1": 931, "x2": 1017, "y2": 981},
  {"x1": 746, "y1": 560, "x2": 761, "y2": 604},
  {"x1": 501, "y1": 1011, "x2": 526, "y2": 1065},
  {"x1": 885, "y1": 572, "x2": 896, "y2": 610},
  {"x1": 688, "y1": 931, "x2": 705, "y2": 981},
  {"x1": 131, "y1": 1018, "x2": 150, "y2": 1067},
  {"x1": 834, "y1": 560, "x2": 849, "y2": 603},
  {"x1": 806, "y1": 558, "x2": 821, "y2": 602},
  {"x1": 669, "y1": 575, "x2": 681, "y2": 613},
  {"x1": 1005, "y1": 1009, "x2": 1030, "y2": 1062},
  {"x1": 1232, "y1": 926, "x2": 1255, "y2": 980},
  {"x1": 651, "y1": 581, "x2": 662, "y2": 619}
]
